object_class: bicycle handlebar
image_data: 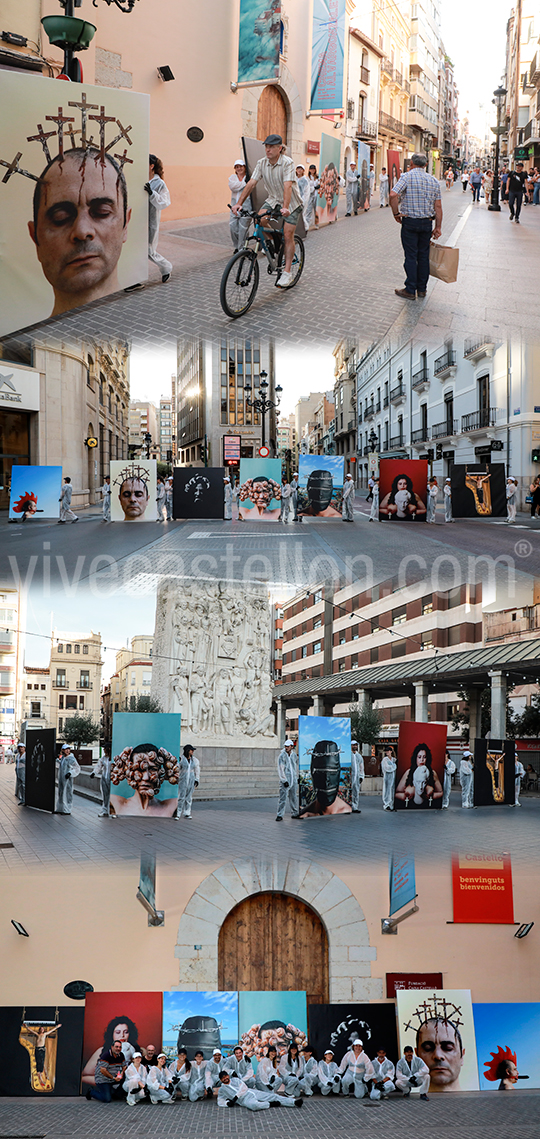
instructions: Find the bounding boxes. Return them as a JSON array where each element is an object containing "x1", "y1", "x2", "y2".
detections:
[{"x1": 228, "y1": 203, "x2": 284, "y2": 221}]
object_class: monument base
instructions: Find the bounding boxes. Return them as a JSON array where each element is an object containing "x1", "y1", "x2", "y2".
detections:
[{"x1": 192, "y1": 744, "x2": 277, "y2": 800}]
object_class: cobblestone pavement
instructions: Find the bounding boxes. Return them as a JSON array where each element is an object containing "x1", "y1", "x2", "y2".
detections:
[
  {"x1": 1, "y1": 768, "x2": 538, "y2": 872},
  {"x1": 0, "y1": 1090, "x2": 539, "y2": 1139},
  {"x1": 2, "y1": 188, "x2": 469, "y2": 350}
]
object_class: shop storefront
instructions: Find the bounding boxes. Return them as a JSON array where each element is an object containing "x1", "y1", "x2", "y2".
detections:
[{"x1": 0, "y1": 363, "x2": 40, "y2": 510}]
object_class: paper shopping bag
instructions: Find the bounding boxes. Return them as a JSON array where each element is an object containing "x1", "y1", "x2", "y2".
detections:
[{"x1": 429, "y1": 242, "x2": 459, "y2": 283}]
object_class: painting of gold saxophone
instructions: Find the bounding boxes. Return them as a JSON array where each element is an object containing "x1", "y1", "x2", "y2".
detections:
[
  {"x1": 465, "y1": 468, "x2": 493, "y2": 516},
  {"x1": 19, "y1": 1015, "x2": 61, "y2": 1092},
  {"x1": 486, "y1": 749, "x2": 505, "y2": 803}
]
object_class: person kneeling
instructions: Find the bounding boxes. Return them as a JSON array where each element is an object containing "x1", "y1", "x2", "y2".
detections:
[
  {"x1": 395, "y1": 1047, "x2": 430, "y2": 1100},
  {"x1": 86, "y1": 1040, "x2": 127, "y2": 1102},
  {"x1": 217, "y1": 1070, "x2": 303, "y2": 1110},
  {"x1": 318, "y1": 1049, "x2": 341, "y2": 1094},
  {"x1": 123, "y1": 1052, "x2": 148, "y2": 1105},
  {"x1": 147, "y1": 1054, "x2": 176, "y2": 1103}
]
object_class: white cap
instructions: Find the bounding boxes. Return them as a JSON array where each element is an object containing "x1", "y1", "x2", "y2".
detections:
[
  {"x1": 324, "y1": 1048, "x2": 334, "y2": 1055},
  {"x1": 213, "y1": 1048, "x2": 222, "y2": 1055},
  {"x1": 351, "y1": 739, "x2": 359, "y2": 744},
  {"x1": 293, "y1": 471, "x2": 298, "y2": 476},
  {"x1": 346, "y1": 473, "x2": 353, "y2": 479},
  {"x1": 133, "y1": 1052, "x2": 142, "y2": 1058},
  {"x1": 445, "y1": 478, "x2": 451, "y2": 482},
  {"x1": 234, "y1": 158, "x2": 245, "y2": 166},
  {"x1": 352, "y1": 1039, "x2": 363, "y2": 1046},
  {"x1": 157, "y1": 1053, "x2": 167, "y2": 1059},
  {"x1": 296, "y1": 163, "x2": 305, "y2": 170},
  {"x1": 17, "y1": 741, "x2": 25, "y2": 747},
  {"x1": 224, "y1": 476, "x2": 230, "y2": 482},
  {"x1": 350, "y1": 161, "x2": 356, "y2": 166},
  {"x1": 285, "y1": 739, "x2": 295, "y2": 747}
]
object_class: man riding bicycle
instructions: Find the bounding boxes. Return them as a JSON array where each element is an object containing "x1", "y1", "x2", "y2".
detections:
[{"x1": 232, "y1": 134, "x2": 303, "y2": 288}]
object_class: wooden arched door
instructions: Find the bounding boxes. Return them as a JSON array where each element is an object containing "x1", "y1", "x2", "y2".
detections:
[
  {"x1": 218, "y1": 892, "x2": 329, "y2": 1005},
  {"x1": 257, "y1": 85, "x2": 288, "y2": 144}
]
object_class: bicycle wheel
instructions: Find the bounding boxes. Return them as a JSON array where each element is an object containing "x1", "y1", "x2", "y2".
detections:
[
  {"x1": 220, "y1": 250, "x2": 259, "y2": 318},
  {"x1": 277, "y1": 234, "x2": 305, "y2": 289}
]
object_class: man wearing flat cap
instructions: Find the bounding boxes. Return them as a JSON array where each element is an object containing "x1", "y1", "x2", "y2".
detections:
[{"x1": 232, "y1": 135, "x2": 303, "y2": 288}]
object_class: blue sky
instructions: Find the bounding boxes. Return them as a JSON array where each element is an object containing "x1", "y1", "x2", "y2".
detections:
[
  {"x1": 239, "y1": 991, "x2": 307, "y2": 1037},
  {"x1": 9, "y1": 466, "x2": 62, "y2": 520},
  {"x1": 298, "y1": 455, "x2": 344, "y2": 489},
  {"x1": 473, "y1": 1004, "x2": 540, "y2": 1090},
  {"x1": 298, "y1": 714, "x2": 351, "y2": 770}
]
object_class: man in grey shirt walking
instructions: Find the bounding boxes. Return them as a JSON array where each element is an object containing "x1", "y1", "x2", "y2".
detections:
[{"x1": 390, "y1": 153, "x2": 442, "y2": 300}]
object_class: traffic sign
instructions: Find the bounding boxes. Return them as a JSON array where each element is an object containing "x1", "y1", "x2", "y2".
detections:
[{"x1": 258, "y1": 445, "x2": 270, "y2": 457}]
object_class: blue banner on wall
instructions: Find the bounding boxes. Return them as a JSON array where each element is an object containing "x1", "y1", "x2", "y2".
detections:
[
  {"x1": 238, "y1": 0, "x2": 281, "y2": 86},
  {"x1": 389, "y1": 854, "x2": 416, "y2": 916},
  {"x1": 311, "y1": 0, "x2": 346, "y2": 111}
]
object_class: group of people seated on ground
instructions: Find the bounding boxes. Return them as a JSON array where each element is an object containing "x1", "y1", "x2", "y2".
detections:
[{"x1": 86, "y1": 1038, "x2": 430, "y2": 1109}]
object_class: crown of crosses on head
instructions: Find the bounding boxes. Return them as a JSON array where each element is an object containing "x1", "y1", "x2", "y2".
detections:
[
  {"x1": 113, "y1": 463, "x2": 151, "y2": 490},
  {"x1": 402, "y1": 994, "x2": 464, "y2": 1034},
  {"x1": 1, "y1": 92, "x2": 134, "y2": 187}
]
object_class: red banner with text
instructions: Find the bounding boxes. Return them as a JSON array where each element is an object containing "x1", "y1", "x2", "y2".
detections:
[{"x1": 452, "y1": 852, "x2": 514, "y2": 923}]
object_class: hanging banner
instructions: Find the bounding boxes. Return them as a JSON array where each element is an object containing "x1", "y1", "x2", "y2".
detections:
[
  {"x1": 298, "y1": 714, "x2": 352, "y2": 817},
  {"x1": 25, "y1": 728, "x2": 56, "y2": 814},
  {"x1": 473, "y1": 739, "x2": 516, "y2": 807},
  {"x1": 389, "y1": 854, "x2": 416, "y2": 915},
  {"x1": 0, "y1": 70, "x2": 149, "y2": 337},
  {"x1": 452, "y1": 852, "x2": 514, "y2": 923},
  {"x1": 311, "y1": 0, "x2": 346, "y2": 111},
  {"x1": 238, "y1": 0, "x2": 281, "y2": 86}
]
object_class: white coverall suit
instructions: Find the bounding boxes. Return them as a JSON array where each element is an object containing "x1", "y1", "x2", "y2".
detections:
[
  {"x1": 442, "y1": 757, "x2": 456, "y2": 808},
  {"x1": 255, "y1": 1057, "x2": 286, "y2": 1094},
  {"x1": 381, "y1": 755, "x2": 397, "y2": 809},
  {"x1": 101, "y1": 482, "x2": 111, "y2": 522},
  {"x1": 168, "y1": 1059, "x2": 191, "y2": 1097},
  {"x1": 342, "y1": 478, "x2": 355, "y2": 521},
  {"x1": 345, "y1": 167, "x2": 360, "y2": 214},
  {"x1": 148, "y1": 175, "x2": 172, "y2": 278},
  {"x1": 460, "y1": 756, "x2": 474, "y2": 808},
  {"x1": 318, "y1": 1058, "x2": 341, "y2": 1094},
  {"x1": 59, "y1": 483, "x2": 78, "y2": 522},
  {"x1": 379, "y1": 172, "x2": 390, "y2": 206},
  {"x1": 280, "y1": 482, "x2": 292, "y2": 522},
  {"x1": 188, "y1": 1059, "x2": 207, "y2": 1101},
  {"x1": 147, "y1": 1064, "x2": 175, "y2": 1103},
  {"x1": 56, "y1": 751, "x2": 81, "y2": 814},
  {"x1": 515, "y1": 759, "x2": 525, "y2": 805},
  {"x1": 395, "y1": 1055, "x2": 430, "y2": 1096},
  {"x1": 205, "y1": 1058, "x2": 227, "y2": 1092},
  {"x1": 443, "y1": 481, "x2": 453, "y2": 522},
  {"x1": 177, "y1": 754, "x2": 200, "y2": 818},
  {"x1": 351, "y1": 747, "x2": 364, "y2": 810},
  {"x1": 15, "y1": 748, "x2": 25, "y2": 803},
  {"x1": 371, "y1": 1057, "x2": 395, "y2": 1098},
  {"x1": 224, "y1": 481, "x2": 233, "y2": 520},
  {"x1": 278, "y1": 1054, "x2": 308, "y2": 1096},
  {"x1": 276, "y1": 746, "x2": 299, "y2": 819},
  {"x1": 302, "y1": 1056, "x2": 319, "y2": 1092},
  {"x1": 224, "y1": 1055, "x2": 256, "y2": 1087},
  {"x1": 123, "y1": 1061, "x2": 148, "y2": 1104},
  {"x1": 217, "y1": 1075, "x2": 297, "y2": 1110},
  {"x1": 93, "y1": 754, "x2": 111, "y2": 816},
  {"x1": 339, "y1": 1049, "x2": 375, "y2": 1098},
  {"x1": 228, "y1": 173, "x2": 251, "y2": 250},
  {"x1": 369, "y1": 485, "x2": 380, "y2": 521}
]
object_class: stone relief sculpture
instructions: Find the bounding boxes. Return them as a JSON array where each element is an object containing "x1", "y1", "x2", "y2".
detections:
[{"x1": 151, "y1": 579, "x2": 277, "y2": 745}]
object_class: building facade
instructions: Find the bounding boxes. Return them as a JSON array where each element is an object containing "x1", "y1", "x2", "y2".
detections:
[
  {"x1": 0, "y1": 589, "x2": 24, "y2": 746},
  {"x1": 128, "y1": 401, "x2": 160, "y2": 459},
  {"x1": 159, "y1": 396, "x2": 174, "y2": 463},
  {"x1": 505, "y1": 5, "x2": 540, "y2": 165},
  {"x1": 49, "y1": 633, "x2": 103, "y2": 740},
  {"x1": 113, "y1": 635, "x2": 154, "y2": 712},
  {"x1": 333, "y1": 340, "x2": 358, "y2": 475}
]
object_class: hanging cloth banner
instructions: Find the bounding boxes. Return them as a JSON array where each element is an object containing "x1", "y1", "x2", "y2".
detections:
[
  {"x1": 238, "y1": 0, "x2": 282, "y2": 86},
  {"x1": 389, "y1": 854, "x2": 416, "y2": 916},
  {"x1": 310, "y1": 0, "x2": 346, "y2": 111}
]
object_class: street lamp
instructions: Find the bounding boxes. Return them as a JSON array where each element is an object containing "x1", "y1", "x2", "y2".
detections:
[
  {"x1": 42, "y1": 0, "x2": 138, "y2": 81},
  {"x1": 143, "y1": 431, "x2": 153, "y2": 459},
  {"x1": 368, "y1": 428, "x2": 378, "y2": 452},
  {"x1": 489, "y1": 84, "x2": 508, "y2": 212},
  {"x1": 244, "y1": 369, "x2": 282, "y2": 450}
]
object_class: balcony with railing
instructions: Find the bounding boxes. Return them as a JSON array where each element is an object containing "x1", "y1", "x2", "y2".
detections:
[
  {"x1": 412, "y1": 366, "x2": 429, "y2": 392},
  {"x1": 53, "y1": 679, "x2": 69, "y2": 689},
  {"x1": 356, "y1": 118, "x2": 377, "y2": 138},
  {"x1": 432, "y1": 418, "x2": 458, "y2": 439},
  {"x1": 390, "y1": 381, "x2": 406, "y2": 405},
  {"x1": 360, "y1": 65, "x2": 370, "y2": 84},
  {"x1": 461, "y1": 408, "x2": 498, "y2": 433},
  {"x1": 390, "y1": 434, "x2": 404, "y2": 450},
  {"x1": 434, "y1": 349, "x2": 457, "y2": 378},
  {"x1": 463, "y1": 338, "x2": 495, "y2": 362},
  {"x1": 357, "y1": 408, "x2": 363, "y2": 424},
  {"x1": 379, "y1": 110, "x2": 413, "y2": 139},
  {"x1": 391, "y1": 68, "x2": 410, "y2": 93},
  {"x1": 76, "y1": 681, "x2": 93, "y2": 690},
  {"x1": 375, "y1": 400, "x2": 381, "y2": 413},
  {"x1": 411, "y1": 427, "x2": 429, "y2": 444},
  {"x1": 364, "y1": 402, "x2": 375, "y2": 420},
  {"x1": 382, "y1": 56, "x2": 393, "y2": 76},
  {"x1": 383, "y1": 395, "x2": 389, "y2": 408},
  {"x1": 524, "y1": 118, "x2": 540, "y2": 142}
]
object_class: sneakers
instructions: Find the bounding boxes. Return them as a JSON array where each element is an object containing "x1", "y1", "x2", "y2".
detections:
[
  {"x1": 162, "y1": 273, "x2": 171, "y2": 282},
  {"x1": 294, "y1": 1098, "x2": 304, "y2": 1107},
  {"x1": 395, "y1": 288, "x2": 416, "y2": 299},
  {"x1": 277, "y1": 270, "x2": 292, "y2": 288},
  {"x1": 275, "y1": 815, "x2": 283, "y2": 821},
  {"x1": 420, "y1": 1093, "x2": 429, "y2": 1100}
]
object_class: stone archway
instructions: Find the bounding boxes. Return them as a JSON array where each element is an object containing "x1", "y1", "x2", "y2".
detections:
[
  {"x1": 173, "y1": 857, "x2": 382, "y2": 1003},
  {"x1": 241, "y1": 64, "x2": 304, "y2": 163}
]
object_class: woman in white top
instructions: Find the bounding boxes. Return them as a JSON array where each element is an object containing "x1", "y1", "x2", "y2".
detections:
[
  {"x1": 146, "y1": 155, "x2": 172, "y2": 282},
  {"x1": 168, "y1": 1049, "x2": 191, "y2": 1098},
  {"x1": 147, "y1": 1054, "x2": 175, "y2": 1103},
  {"x1": 278, "y1": 1043, "x2": 305, "y2": 1096},
  {"x1": 123, "y1": 1053, "x2": 148, "y2": 1106},
  {"x1": 426, "y1": 477, "x2": 439, "y2": 523},
  {"x1": 228, "y1": 160, "x2": 251, "y2": 251},
  {"x1": 256, "y1": 1044, "x2": 287, "y2": 1094}
]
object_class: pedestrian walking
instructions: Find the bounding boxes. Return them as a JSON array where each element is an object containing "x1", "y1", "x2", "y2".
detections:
[
  {"x1": 177, "y1": 743, "x2": 200, "y2": 820},
  {"x1": 506, "y1": 477, "x2": 517, "y2": 523},
  {"x1": 280, "y1": 476, "x2": 292, "y2": 522},
  {"x1": 529, "y1": 475, "x2": 540, "y2": 518},
  {"x1": 101, "y1": 475, "x2": 111, "y2": 522},
  {"x1": 276, "y1": 739, "x2": 299, "y2": 821},
  {"x1": 303, "y1": 166, "x2": 319, "y2": 230},
  {"x1": 507, "y1": 163, "x2": 527, "y2": 223},
  {"x1": 345, "y1": 161, "x2": 359, "y2": 216},
  {"x1": 461, "y1": 169, "x2": 469, "y2": 192},
  {"x1": 532, "y1": 168, "x2": 540, "y2": 205},
  {"x1": 165, "y1": 476, "x2": 173, "y2": 520},
  {"x1": 500, "y1": 167, "x2": 509, "y2": 202},
  {"x1": 156, "y1": 477, "x2": 167, "y2": 522},
  {"x1": 290, "y1": 471, "x2": 299, "y2": 521},
  {"x1": 426, "y1": 477, "x2": 439, "y2": 522},
  {"x1": 390, "y1": 153, "x2": 442, "y2": 300},
  {"x1": 92, "y1": 753, "x2": 112, "y2": 817},
  {"x1": 366, "y1": 474, "x2": 375, "y2": 501},
  {"x1": 381, "y1": 746, "x2": 397, "y2": 810},
  {"x1": 443, "y1": 477, "x2": 454, "y2": 522},
  {"x1": 442, "y1": 750, "x2": 456, "y2": 808},
  {"x1": 341, "y1": 473, "x2": 355, "y2": 521},
  {"x1": 379, "y1": 166, "x2": 390, "y2": 207},
  {"x1": 469, "y1": 165, "x2": 483, "y2": 202},
  {"x1": 223, "y1": 476, "x2": 233, "y2": 520},
  {"x1": 350, "y1": 740, "x2": 364, "y2": 812},
  {"x1": 445, "y1": 168, "x2": 454, "y2": 189},
  {"x1": 514, "y1": 752, "x2": 526, "y2": 806},
  {"x1": 58, "y1": 477, "x2": 78, "y2": 524},
  {"x1": 14, "y1": 741, "x2": 26, "y2": 805},
  {"x1": 228, "y1": 159, "x2": 251, "y2": 251},
  {"x1": 145, "y1": 154, "x2": 172, "y2": 282},
  {"x1": 369, "y1": 477, "x2": 380, "y2": 520},
  {"x1": 460, "y1": 748, "x2": 474, "y2": 809},
  {"x1": 482, "y1": 169, "x2": 493, "y2": 206}
]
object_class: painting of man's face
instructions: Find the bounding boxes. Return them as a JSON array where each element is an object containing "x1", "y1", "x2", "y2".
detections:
[
  {"x1": 119, "y1": 477, "x2": 149, "y2": 521},
  {"x1": 28, "y1": 150, "x2": 131, "y2": 316}
]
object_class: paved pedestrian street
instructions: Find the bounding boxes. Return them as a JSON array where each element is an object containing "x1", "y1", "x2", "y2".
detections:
[
  {"x1": 4, "y1": 185, "x2": 537, "y2": 354},
  {"x1": 0, "y1": 1089, "x2": 539, "y2": 1139}
]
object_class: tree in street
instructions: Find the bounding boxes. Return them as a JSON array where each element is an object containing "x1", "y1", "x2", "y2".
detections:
[{"x1": 60, "y1": 714, "x2": 100, "y2": 749}]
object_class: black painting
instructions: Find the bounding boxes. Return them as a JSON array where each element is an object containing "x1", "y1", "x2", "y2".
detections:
[
  {"x1": 450, "y1": 463, "x2": 506, "y2": 518},
  {"x1": 307, "y1": 1003, "x2": 399, "y2": 1066},
  {"x1": 25, "y1": 728, "x2": 56, "y2": 813},
  {"x1": 0, "y1": 1006, "x2": 84, "y2": 1096},
  {"x1": 473, "y1": 738, "x2": 515, "y2": 806},
  {"x1": 173, "y1": 468, "x2": 225, "y2": 519}
]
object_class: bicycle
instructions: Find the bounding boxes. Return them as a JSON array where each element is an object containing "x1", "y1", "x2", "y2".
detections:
[{"x1": 220, "y1": 205, "x2": 305, "y2": 318}]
